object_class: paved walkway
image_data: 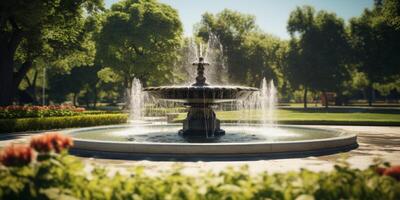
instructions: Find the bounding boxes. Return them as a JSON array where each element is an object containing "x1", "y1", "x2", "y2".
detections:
[{"x1": 1, "y1": 126, "x2": 399, "y2": 174}]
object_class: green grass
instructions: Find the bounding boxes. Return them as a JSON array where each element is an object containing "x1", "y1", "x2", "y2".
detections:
[{"x1": 173, "y1": 108, "x2": 400, "y2": 126}]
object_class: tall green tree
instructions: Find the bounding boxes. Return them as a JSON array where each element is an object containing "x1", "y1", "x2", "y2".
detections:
[
  {"x1": 196, "y1": 9, "x2": 258, "y2": 84},
  {"x1": 241, "y1": 32, "x2": 283, "y2": 86},
  {"x1": 95, "y1": 0, "x2": 182, "y2": 89},
  {"x1": 48, "y1": 65, "x2": 101, "y2": 107},
  {"x1": 286, "y1": 6, "x2": 350, "y2": 108},
  {"x1": 350, "y1": 0, "x2": 400, "y2": 106},
  {"x1": 0, "y1": 0, "x2": 103, "y2": 106}
]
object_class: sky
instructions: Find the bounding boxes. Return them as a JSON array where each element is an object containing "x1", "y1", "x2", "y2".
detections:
[{"x1": 104, "y1": 0, "x2": 373, "y2": 39}]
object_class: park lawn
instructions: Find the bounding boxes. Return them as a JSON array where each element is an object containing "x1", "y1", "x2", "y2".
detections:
[{"x1": 174, "y1": 108, "x2": 400, "y2": 125}]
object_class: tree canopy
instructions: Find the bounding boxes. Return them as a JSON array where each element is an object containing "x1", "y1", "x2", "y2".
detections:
[
  {"x1": 0, "y1": 0, "x2": 103, "y2": 106},
  {"x1": 350, "y1": 0, "x2": 400, "y2": 105},
  {"x1": 95, "y1": 0, "x2": 183, "y2": 88},
  {"x1": 286, "y1": 6, "x2": 350, "y2": 107}
]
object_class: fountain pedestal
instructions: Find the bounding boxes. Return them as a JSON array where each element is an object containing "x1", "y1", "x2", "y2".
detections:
[
  {"x1": 144, "y1": 57, "x2": 258, "y2": 139},
  {"x1": 179, "y1": 105, "x2": 225, "y2": 137}
]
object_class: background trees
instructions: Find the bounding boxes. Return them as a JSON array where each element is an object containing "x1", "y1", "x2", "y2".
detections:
[
  {"x1": 350, "y1": 0, "x2": 400, "y2": 106},
  {"x1": 0, "y1": 0, "x2": 399, "y2": 107},
  {"x1": 0, "y1": 0, "x2": 103, "y2": 106},
  {"x1": 196, "y1": 10, "x2": 286, "y2": 88},
  {"x1": 286, "y1": 6, "x2": 350, "y2": 108},
  {"x1": 95, "y1": 0, "x2": 182, "y2": 89}
]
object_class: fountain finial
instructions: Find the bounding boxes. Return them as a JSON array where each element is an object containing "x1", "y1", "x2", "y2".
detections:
[{"x1": 192, "y1": 57, "x2": 209, "y2": 86}]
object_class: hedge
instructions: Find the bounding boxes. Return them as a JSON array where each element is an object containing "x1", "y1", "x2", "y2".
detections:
[
  {"x1": 0, "y1": 114, "x2": 128, "y2": 133},
  {"x1": 0, "y1": 151, "x2": 399, "y2": 199},
  {"x1": 0, "y1": 105, "x2": 85, "y2": 119}
]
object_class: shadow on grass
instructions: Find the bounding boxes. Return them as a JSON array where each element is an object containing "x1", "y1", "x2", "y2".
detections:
[{"x1": 69, "y1": 143, "x2": 358, "y2": 162}]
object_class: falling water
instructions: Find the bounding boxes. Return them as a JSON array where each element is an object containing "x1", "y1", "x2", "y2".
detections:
[
  {"x1": 129, "y1": 78, "x2": 145, "y2": 123},
  {"x1": 237, "y1": 77, "x2": 277, "y2": 127},
  {"x1": 261, "y1": 78, "x2": 277, "y2": 127},
  {"x1": 179, "y1": 38, "x2": 199, "y2": 84},
  {"x1": 178, "y1": 33, "x2": 228, "y2": 85},
  {"x1": 203, "y1": 32, "x2": 228, "y2": 85}
]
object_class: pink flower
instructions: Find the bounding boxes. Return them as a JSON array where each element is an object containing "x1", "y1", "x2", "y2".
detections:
[{"x1": 0, "y1": 144, "x2": 35, "y2": 167}]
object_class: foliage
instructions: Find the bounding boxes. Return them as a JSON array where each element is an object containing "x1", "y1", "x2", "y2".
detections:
[
  {"x1": 0, "y1": 138, "x2": 399, "y2": 199},
  {"x1": 196, "y1": 9, "x2": 259, "y2": 84},
  {"x1": 144, "y1": 106, "x2": 186, "y2": 116},
  {"x1": 2, "y1": 1, "x2": 399, "y2": 106},
  {"x1": 349, "y1": 0, "x2": 400, "y2": 105},
  {"x1": 48, "y1": 65, "x2": 103, "y2": 106},
  {"x1": 0, "y1": 0, "x2": 104, "y2": 106},
  {"x1": 286, "y1": 6, "x2": 350, "y2": 108},
  {"x1": 0, "y1": 114, "x2": 127, "y2": 133},
  {"x1": 0, "y1": 105, "x2": 85, "y2": 119},
  {"x1": 95, "y1": 0, "x2": 183, "y2": 88}
]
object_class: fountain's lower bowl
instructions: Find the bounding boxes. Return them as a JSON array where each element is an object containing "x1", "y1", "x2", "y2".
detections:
[
  {"x1": 63, "y1": 124, "x2": 358, "y2": 159},
  {"x1": 144, "y1": 85, "x2": 258, "y2": 104}
]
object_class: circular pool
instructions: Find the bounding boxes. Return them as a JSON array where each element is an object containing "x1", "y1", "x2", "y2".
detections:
[{"x1": 63, "y1": 124, "x2": 357, "y2": 157}]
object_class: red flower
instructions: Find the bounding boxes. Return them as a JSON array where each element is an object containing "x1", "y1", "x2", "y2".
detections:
[
  {"x1": 375, "y1": 167, "x2": 386, "y2": 175},
  {"x1": 74, "y1": 107, "x2": 85, "y2": 112},
  {"x1": 383, "y1": 166, "x2": 400, "y2": 181},
  {"x1": 0, "y1": 144, "x2": 35, "y2": 167},
  {"x1": 30, "y1": 132, "x2": 73, "y2": 153}
]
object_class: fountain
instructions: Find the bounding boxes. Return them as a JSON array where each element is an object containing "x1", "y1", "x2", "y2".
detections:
[
  {"x1": 64, "y1": 43, "x2": 357, "y2": 159},
  {"x1": 145, "y1": 57, "x2": 257, "y2": 138},
  {"x1": 129, "y1": 78, "x2": 145, "y2": 123}
]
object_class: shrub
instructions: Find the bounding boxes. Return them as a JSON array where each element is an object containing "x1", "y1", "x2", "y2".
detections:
[
  {"x1": 0, "y1": 134, "x2": 399, "y2": 199},
  {"x1": 144, "y1": 106, "x2": 187, "y2": 116},
  {"x1": 0, "y1": 114, "x2": 128, "y2": 133},
  {"x1": 0, "y1": 105, "x2": 85, "y2": 119}
]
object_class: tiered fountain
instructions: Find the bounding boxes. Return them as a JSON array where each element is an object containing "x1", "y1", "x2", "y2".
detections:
[
  {"x1": 64, "y1": 42, "x2": 357, "y2": 159},
  {"x1": 144, "y1": 57, "x2": 257, "y2": 138}
]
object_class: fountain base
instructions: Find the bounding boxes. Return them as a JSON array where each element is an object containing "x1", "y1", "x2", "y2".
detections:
[{"x1": 179, "y1": 105, "x2": 225, "y2": 138}]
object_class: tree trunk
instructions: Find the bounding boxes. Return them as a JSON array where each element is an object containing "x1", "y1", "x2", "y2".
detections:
[
  {"x1": 323, "y1": 91, "x2": 329, "y2": 108},
  {"x1": 0, "y1": 48, "x2": 15, "y2": 106},
  {"x1": 303, "y1": 88, "x2": 308, "y2": 109},
  {"x1": 73, "y1": 93, "x2": 78, "y2": 106},
  {"x1": 23, "y1": 70, "x2": 39, "y2": 104},
  {"x1": 367, "y1": 83, "x2": 373, "y2": 106},
  {"x1": 0, "y1": 21, "x2": 24, "y2": 106},
  {"x1": 93, "y1": 86, "x2": 98, "y2": 109},
  {"x1": 335, "y1": 92, "x2": 343, "y2": 106}
]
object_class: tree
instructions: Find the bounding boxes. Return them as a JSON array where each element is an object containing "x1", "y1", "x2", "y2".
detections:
[
  {"x1": 48, "y1": 65, "x2": 101, "y2": 107},
  {"x1": 196, "y1": 9, "x2": 258, "y2": 84},
  {"x1": 95, "y1": 0, "x2": 182, "y2": 90},
  {"x1": 0, "y1": 0, "x2": 103, "y2": 106},
  {"x1": 241, "y1": 32, "x2": 283, "y2": 86},
  {"x1": 286, "y1": 6, "x2": 350, "y2": 108},
  {"x1": 350, "y1": 0, "x2": 400, "y2": 106}
]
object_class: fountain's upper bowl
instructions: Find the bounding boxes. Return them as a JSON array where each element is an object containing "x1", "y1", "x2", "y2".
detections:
[{"x1": 144, "y1": 85, "x2": 258, "y2": 104}]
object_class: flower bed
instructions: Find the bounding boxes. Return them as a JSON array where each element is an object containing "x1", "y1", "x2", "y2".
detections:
[
  {"x1": 0, "y1": 105, "x2": 85, "y2": 119},
  {"x1": 0, "y1": 133, "x2": 399, "y2": 199}
]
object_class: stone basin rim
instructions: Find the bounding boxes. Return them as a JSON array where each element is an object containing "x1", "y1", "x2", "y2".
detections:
[
  {"x1": 62, "y1": 124, "x2": 357, "y2": 145},
  {"x1": 63, "y1": 124, "x2": 358, "y2": 155}
]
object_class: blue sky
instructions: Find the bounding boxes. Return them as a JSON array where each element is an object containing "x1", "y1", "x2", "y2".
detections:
[{"x1": 104, "y1": 0, "x2": 373, "y2": 39}]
